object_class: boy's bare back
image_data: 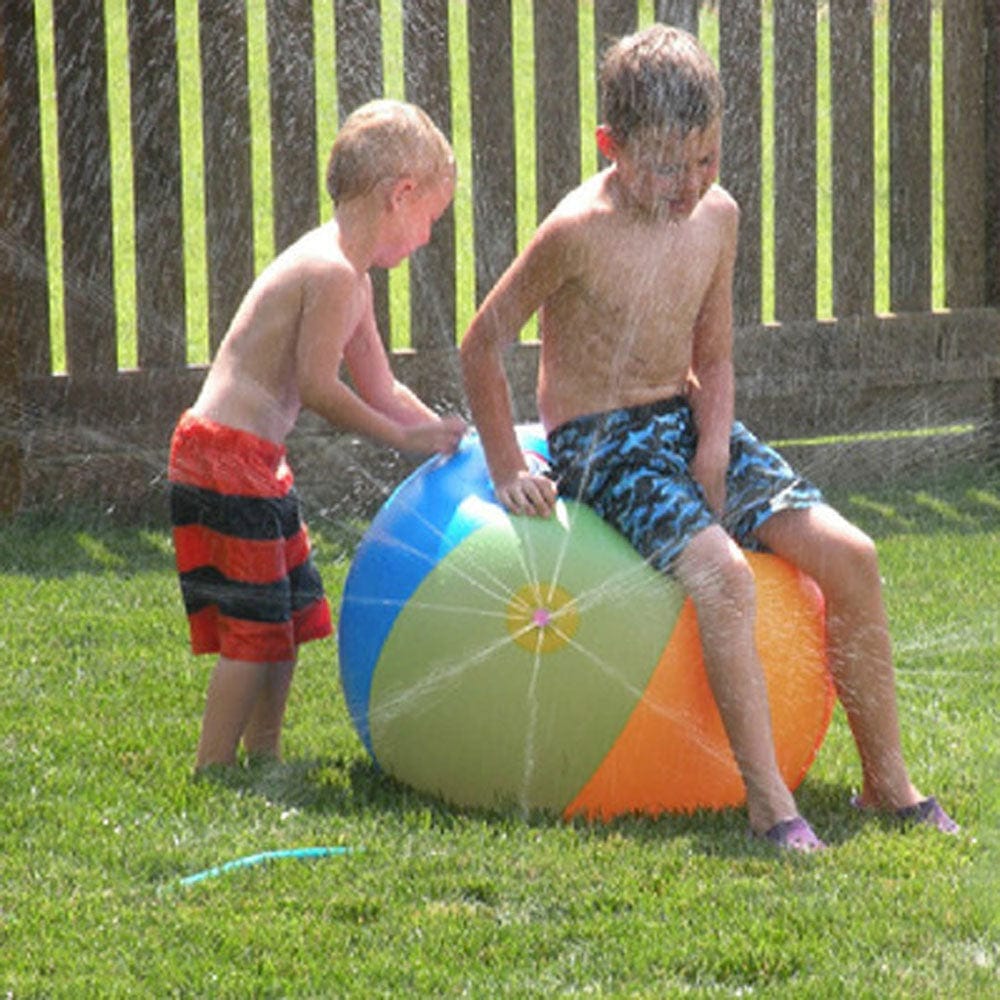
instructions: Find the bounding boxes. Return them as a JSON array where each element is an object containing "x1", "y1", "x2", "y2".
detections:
[
  {"x1": 187, "y1": 98, "x2": 463, "y2": 458},
  {"x1": 191, "y1": 222, "x2": 371, "y2": 445}
]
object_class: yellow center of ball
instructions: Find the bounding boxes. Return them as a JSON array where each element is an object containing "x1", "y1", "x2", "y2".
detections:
[{"x1": 506, "y1": 582, "x2": 579, "y2": 653}]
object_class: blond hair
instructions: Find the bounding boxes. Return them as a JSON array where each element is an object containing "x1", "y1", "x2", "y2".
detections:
[
  {"x1": 600, "y1": 24, "x2": 724, "y2": 142},
  {"x1": 325, "y1": 99, "x2": 454, "y2": 206}
]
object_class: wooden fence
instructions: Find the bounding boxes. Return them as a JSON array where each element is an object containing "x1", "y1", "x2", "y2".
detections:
[{"x1": 1, "y1": 0, "x2": 998, "y2": 522}]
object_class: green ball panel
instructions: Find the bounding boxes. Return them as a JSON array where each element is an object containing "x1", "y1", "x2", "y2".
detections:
[{"x1": 368, "y1": 500, "x2": 685, "y2": 812}]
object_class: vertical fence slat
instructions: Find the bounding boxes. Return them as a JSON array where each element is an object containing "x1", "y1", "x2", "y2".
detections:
[
  {"x1": 468, "y1": 0, "x2": 516, "y2": 305},
  {"x1": 268, "y1": 0, "x2": 318, "y2": 255},
  {"x1": 533, "y1": 0, "x2": 580, "y2": 222},
  {"x1": 0, "y1": 1, "x2": 46, "y2": 512},
  {"x1": 404, "y1": 0, "x2": 456, "y2": 350},
  {"x1": 944, "y1": 0, "x2": 986, "y2": 308},
  {"x1": 889, "y1": 0, "x2": 932, "y2": 312},
  {"x1": 985, "y1": 0, "x2": 1000, "y2": 305},
  {"x1": 773, "y1": 0, "x2": 816, "y2": 321},
  {"x1": 199, "y1": 1, "x2": 255, "y2": 353},
  {"x1": 129, "y1": 2, "x2": 186, "y2": 370},
  {"x1": 655, "y1": 1, "x2": 699, "y2": 35},
  {"x1": 0, "y1": 0, "x2": 50, "y2": 378},
  {"x1": 54, "y1": 0, "x2": 117, "y2": 375},
  {"x1": 719, "y1": 2, "x2": 763, "y2": 326},
  {"x1": 334, "y1": 0, "x2": 390, "y2": 343},
  {"x1": 831, "y1": 0, "x2": 875, "y2": 317},
  {"x1": 593, "y1": 0, "x2": 637, "y2": 60},
  {"x1": 593, "y1": 0, "x2": 637, "y2": 148}
]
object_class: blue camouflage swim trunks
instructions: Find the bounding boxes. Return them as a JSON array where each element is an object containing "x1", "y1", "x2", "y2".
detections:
[{"x1": 546, "y1": 396, "x2": 823, "y2": 572}]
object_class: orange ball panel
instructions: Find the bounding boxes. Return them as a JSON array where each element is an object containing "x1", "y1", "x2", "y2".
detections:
[{"x1": 564, "y1": 553, "x2": 834, "y2": 820}]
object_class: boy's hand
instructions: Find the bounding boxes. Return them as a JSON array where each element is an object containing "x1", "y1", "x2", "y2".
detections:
[
  {"x1": 691, "y1": 450, "x2": 727, "y2": 517},
  {"x1": 400, "y1": 415, "x2": 467, "y2": 455},
  {"x1": 496, "y1": 470, "x2": 558, "y2": 518}
]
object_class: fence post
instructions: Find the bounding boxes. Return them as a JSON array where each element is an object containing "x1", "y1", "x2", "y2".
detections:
[
  {"x1": 268, "y1": 0, "x2": 318, "y2": 255},
  {"x1": 200, "y1": 0, "x2": 255, "y2": 354},
  {"x1": 988, "y1": 0, "x2": 1000, "y2": 464},
  {"x1": 334, "y1": 0, "x2": 390, "y2": 345},
  {"x1": 468, "y1": 0, "x2": 517, "y2": 306},
  {"x1": 986, "y1": 0, "x2": 1000, "y2": 306},
  {"x1": 889, "y1": 0, "x2": 932, "y2": 313},
  {"x1": 593, "y1": 1, "x2": 638, "y2": 68},
  {"x1": 655, "y1": 1, "x2": 699, "y2": 36},
  {"x1": 0, "y1": 1, "x2": 51, "y2": 514},
  {"x1": 719, "y1": 2, "x2": 763, "y2": 327},
  {"x1": 831, "y1": 0, "x2": 875, "y2": 317},
  {"x1": 534, "y1": 0, "x2": 581, "y2": 223},
  {"x1": 404, "y1": 0, "x2": 456, "y2": 353},
  {"x1": 55, "y1": 0, "x2": 117, "y2": 375},
  {"x1": 773, "y1": 0, "x2": 817, "y2": 322},
  {"x1": 129, "y1": 2, "x2": 187, "y2": 370},
  {"x1": 0, "y1": 12, "x2": 18, "y2": 509}
]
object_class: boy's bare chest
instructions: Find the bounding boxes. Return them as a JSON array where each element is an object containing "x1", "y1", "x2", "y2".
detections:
[{"x1": 577, "y1": 236, "x2": 711, "y2": 331}]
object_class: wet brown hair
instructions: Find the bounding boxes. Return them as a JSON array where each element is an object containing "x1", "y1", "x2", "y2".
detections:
[
  {"x1": 599, "y1": 24, "x2": 724, "y2": 142},
  {"x1": 325, "y1": 99, "x2": 454, "y2": 206}
]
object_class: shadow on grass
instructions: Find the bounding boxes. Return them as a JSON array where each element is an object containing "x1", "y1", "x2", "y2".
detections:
[
  {"x1": 5, "y1": 461, "x2": 996, "y2": 580},
  {"x1": 565, "y1": 776, "x2": 875, "y2": 858},
  {"x1": 2, "y1": 459, "x2": 996, "y2": 579},
  {"x1": 823, "y1": 461, "x2": 1000, "y2": 541},
  {"x1": 0, "y1": 505, "x2": 363, "y2": 579},
  {"x1": 195, "y1": 753, "x2": 474, "y2": 824},
  {"x1": 198, "y1": 753, "x2": 876, "y2": 859},
  {"x1": 0, "y1": 506, "x2": 175, "y2": 576}
]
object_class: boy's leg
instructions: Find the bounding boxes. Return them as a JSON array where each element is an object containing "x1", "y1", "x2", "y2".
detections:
[
  {"x1": 674, "y1": 525, "x2": 802, "y2": 835},
  {"x1": 196, "y1": 656, "x2": 269, "y2": 770},
  {"x1": 755, "y1": 504, "x2": 922, "y2": 811},
  {"x1": 242, "y1": 658, "x2": 296, "y2": 761}
]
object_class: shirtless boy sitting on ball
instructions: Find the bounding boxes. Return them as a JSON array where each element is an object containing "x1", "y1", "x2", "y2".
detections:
[{"x1": 460, "y1": 25, "x2": 957, "y2": 850}]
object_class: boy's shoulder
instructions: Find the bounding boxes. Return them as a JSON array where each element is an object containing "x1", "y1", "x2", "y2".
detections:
[
  {"x1": 698, "y1": 183, "x2": 739, "y2": 221},
  {"x1": 283, "y1": 222, "x2": 349, "y2": 269},
  {"x1": 540, "y1": 177, "x2": 738, "y2": 252},
  {"x1": 528, "y1": 172, "x2": 620, "y2": 257},
  {"x1": 263, "y1": 223, "x2": 358, "y2": 289},
  {"x1": 550, "y1": 170, "x2": 618, "y2": 223},
  {"x1": 690, "y1": 184, "x2": 740, "y2": 246}
]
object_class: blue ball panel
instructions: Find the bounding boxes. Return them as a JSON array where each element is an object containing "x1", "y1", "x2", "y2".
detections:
[{"x1": 338, "y1": 426, "x2": 549, "y2": 755}]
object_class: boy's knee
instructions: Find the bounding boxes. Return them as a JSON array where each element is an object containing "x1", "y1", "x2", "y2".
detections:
[
  {"x1": 677, "y1": 529, "x2": 755, "y2": 610},
  {"x1": 814, "y1": 522, "x2": 882, "y2": 600},
  {"x1": 834, "y1": 523, "x2": 879, "y2": 577}
]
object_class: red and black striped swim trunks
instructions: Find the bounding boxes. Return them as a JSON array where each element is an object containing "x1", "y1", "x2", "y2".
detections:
[{"x1": 168, "y1": 411, "x2": 332, "y2": 662}]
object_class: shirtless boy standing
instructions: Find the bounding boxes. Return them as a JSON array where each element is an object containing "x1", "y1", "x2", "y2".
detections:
[
  {"x1": 460, "y1": 26, "x2": 956, "y2": 849},
  {"x1": 170, "y1": 100, "x2": 465, "y2": 771}
]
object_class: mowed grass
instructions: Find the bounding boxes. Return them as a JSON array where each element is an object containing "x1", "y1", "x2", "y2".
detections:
[
  {"x1": 13, "y1": 2, "x2": 990, "y2": 995},
  {"x1": 1, "y1": 465, "x2": 997, "y2": 997}
]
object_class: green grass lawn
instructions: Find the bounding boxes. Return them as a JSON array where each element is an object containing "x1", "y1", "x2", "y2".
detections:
[
  {"x1": 12, "y1": 3, "x2": 990, "y2": 995},
  {"x1": 1, "y1": 465, "x2": 997, "y2": 997}
]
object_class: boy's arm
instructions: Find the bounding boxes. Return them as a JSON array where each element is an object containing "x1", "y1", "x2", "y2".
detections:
[
  {"x1": 298, "y1": 268, "x2": 464, "y2": 454},
  {"x1": 460, "y1": 223, "x2": 569, "y2": 516},
  {"x1": 688, "y1": 200, "x2": 739, "y2": 515},
  {"x1": 342, "y1": 310, "x2": 466, "y2": 454},
  {"x1": 341, "y1": 306, "x2": 434, "y2": 426}
]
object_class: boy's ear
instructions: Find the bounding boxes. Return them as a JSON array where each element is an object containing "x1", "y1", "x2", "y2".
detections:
[
  {"x1": 595, "y1": 125, "x2": 619, "y2": 161},
  {"x1": 389, "y1": 176, "x2": 417, "y2": 209}
]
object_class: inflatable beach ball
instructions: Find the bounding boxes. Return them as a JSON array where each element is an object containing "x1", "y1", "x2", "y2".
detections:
[{"x1": 338, "y1": 426, "x2": 834, "y2": 820}]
